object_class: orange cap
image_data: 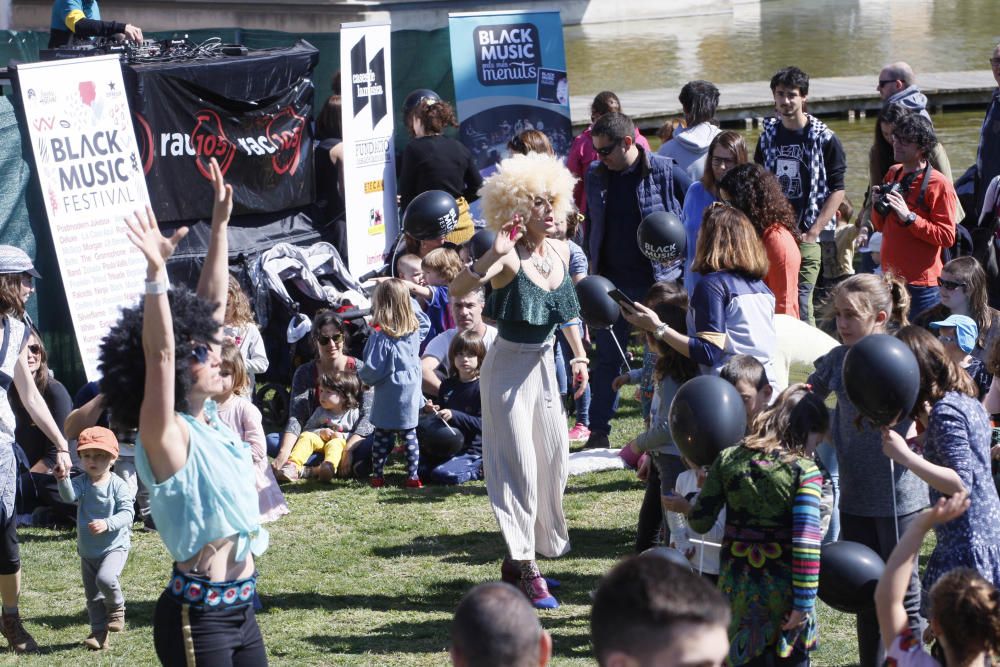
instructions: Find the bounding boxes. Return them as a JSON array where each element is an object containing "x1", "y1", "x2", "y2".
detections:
[{"x1": 76, "y1": 426, "x2": 119, "y2": 458}]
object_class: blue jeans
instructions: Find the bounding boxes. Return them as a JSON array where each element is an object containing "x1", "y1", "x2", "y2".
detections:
[
  {"x1": 590, "y1": 284, "x2": 647, "y2": 434},
  {"x1": 906, "y1": 283, "x2": 940, "y2": 318},
  {"x1": 817, "y1": 441, "x2": 840, "y2": 543},
  {"x1": 556, "y1": 324, "x2": 590, "y2": 425}
]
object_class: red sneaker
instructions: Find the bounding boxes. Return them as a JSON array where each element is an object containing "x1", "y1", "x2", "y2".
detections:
[
  {"x1": 370, "y1": 476, "x2": 385, "y2": 488},
  {"x1": 404, "y1": 477, "x2": 423, "y2": 489}
]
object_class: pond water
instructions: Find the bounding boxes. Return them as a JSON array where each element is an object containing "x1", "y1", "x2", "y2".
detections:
[{"x1": 564, "y1": 0, "x2": 996, "y2": 203}]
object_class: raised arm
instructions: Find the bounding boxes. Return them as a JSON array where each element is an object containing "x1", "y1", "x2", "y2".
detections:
[
  {"x1": 196, "y1": 158, "x2": 233, "y2": 325},
  {"x1": 125, "y1": 206, "x2": 188, "y2": 482},
  {"x1": 875, "y1": 493, "x2": 969, "y2": 650},
  {"x1": 450, "y1": 218, "x2": 521, "y2": 298}
]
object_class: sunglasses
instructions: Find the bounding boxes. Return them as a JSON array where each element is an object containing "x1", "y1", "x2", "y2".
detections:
[
  {"x1": 190, "y1": 344, "x2": 210, "y2": 365},
  {"x1": 877, "y1": 79, "x2": 898, "y2": 89},
  {"x1": 938, "y1": 278, "x2": 967, "y2": 291},
  {"x1": 317, "y1": 334, "x2": 344, "y2": 346},
  {"x1": 26, "y1": 344, "x2": 40, "y2": 355},
  {"x1": 593, "y1": 138, "x2": 621, "y2": 157}
]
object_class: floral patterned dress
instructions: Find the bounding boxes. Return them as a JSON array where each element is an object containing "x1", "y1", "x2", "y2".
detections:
[
  {"x1": 689, "y1": 445, "x2": 823, "y2": 666},
  {"x1": 922, "y1": 391, "x2": 1000, "y2": 599}
]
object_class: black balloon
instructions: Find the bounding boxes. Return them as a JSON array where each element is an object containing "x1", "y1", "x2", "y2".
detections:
[
  {"x1": 402, "y1": 88, "x2": 441, "y2": 118},
  {"x1": 637, "y1": 211, "x2": 686, "y2": 263},
  {"x1": 668, "y1": 375, "x2": 747, "y2": 467},
  {"x1": 575, "y1": 275, "x2": 620, "y2": 329},
  {"x1": 818, "y1": 541, "x2": 886, "y2": 613},
  {"x1": 466, "y1": 228, "x2": 497, "y2": 262},
  {"x1": 403, "y1": 190, "x2": 459, "y2": 240},
  {"x1": 640, "y1": 546, "x2": 693, "y2": 570},
  {"x1": 843, "y1": 333, "x2": 920, "y2": 425}
]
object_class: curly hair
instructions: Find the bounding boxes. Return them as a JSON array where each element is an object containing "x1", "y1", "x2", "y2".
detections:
[
  {"x1": 408, "y1": 98, "x2": 458, "y2": 136},
  {"x1": 770, "y1": 66, "x2": 809, "y2": 95},
  {"x1": 872, "y1": 103, "x2": 912, "y2": 182},
  {"x1": 478, "y1": 152, "x2": 576, "y2": 233},
  {"x1": 99, "y1": 287, "x2": 221, "y2": 429},
  {"x1": 896, "y1": 325, "x2": 977, "y2": 414},
  {"x1": 719, "y1": 163, "x2": 799, "y2": 241},
  {"x1": 893, "y1": 112, "x2": 938, "y2": 156}
]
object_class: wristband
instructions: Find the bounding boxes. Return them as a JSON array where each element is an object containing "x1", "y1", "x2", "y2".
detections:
[
  {"x1": 467, "y1": 263, "x2": 485, "y2": 279},
  {"x1": 145, "y1": 280, "x2": 167, "y2": 295},
  {"x1": 570, "y1": 357, "x2": 590, "y2": 365},
  {"x1": 654, "y1": 323, "x2": 671, "y2": 340}
]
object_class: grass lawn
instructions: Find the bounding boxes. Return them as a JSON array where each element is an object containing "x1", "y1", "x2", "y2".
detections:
[{"x1": 9, "y1": 363, "x2": 913, "y2": 666}]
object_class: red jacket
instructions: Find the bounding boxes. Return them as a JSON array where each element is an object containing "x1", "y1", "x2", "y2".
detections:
[{"x1": 871, "y1": 164, "x2": 957, "y2": 286}]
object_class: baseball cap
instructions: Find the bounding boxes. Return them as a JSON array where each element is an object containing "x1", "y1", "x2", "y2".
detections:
[
  {"x1": 929, "y1": 314, "x2": 978, "y2": 353},
  {"x1": 860, "y1": 232, "x2": 882, "y2": 254},
  {"x1": 76, "y1": 426, "x2": 119, "y2": 458},
  {"x1": 0, "y1": 246, "x2": 40, "y2": 278}
]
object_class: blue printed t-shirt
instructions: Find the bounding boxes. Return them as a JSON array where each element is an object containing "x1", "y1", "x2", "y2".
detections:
[{"x1": 135, "y1": 400, "x2": 268, "y2": 565}]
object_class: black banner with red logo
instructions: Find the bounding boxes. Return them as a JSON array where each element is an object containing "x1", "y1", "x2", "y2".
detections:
[{"x1": 128, "y1": 42, "x2": 318, "y2": 222}]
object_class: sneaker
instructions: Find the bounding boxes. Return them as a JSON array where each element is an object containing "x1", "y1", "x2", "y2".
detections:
[
  {"x1": 301, "y1": 466, "x2": 317, "y2": 480},
  {"x1": 500, "y1": 558, "x2": 561, "y2": 589},
  {"x1": 567, "y1": 423, "x2": 591, "y2": 442},
  {"x1": 583, "y1": 430, "x2": 610, "y2": 450},
  {"x1": 404, "y1": 477, "x2": 423, "y2": 489},
  {"x1": 1, "y1": 612, "x2": 38, "y2": 653},
  {"x1": 522, "y1": 574, "x2": 559, "y2": 610},
  {"x1": 84, "y1": 630, "x2": 109, "y2": 650},
  {"x1": 274, "y1": 462, "x2": 299, "y2": 483},
  {"x1": 370, "y1": 476, "x2": 385, "y2": 488},
  {"x1": 107, "y1": 607, "x2": 125, "y2": 632}
]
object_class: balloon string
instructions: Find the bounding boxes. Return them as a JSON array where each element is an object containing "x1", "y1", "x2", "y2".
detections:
[
  {"x1": 698, "y1": 538, "x2": 705, "y2": 575},
  {"x1": 609, "y1": 331, "x2": 631, "y2": 373},
  {"x1": 889, "y1": 459, "x2": 899, "y2": 542}
]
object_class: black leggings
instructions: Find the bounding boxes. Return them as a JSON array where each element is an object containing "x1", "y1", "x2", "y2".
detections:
[{"x1": 153, "y1": 591, "x2": 267, "y2": 666}]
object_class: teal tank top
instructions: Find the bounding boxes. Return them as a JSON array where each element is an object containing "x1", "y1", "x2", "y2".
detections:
[
  {"x1": 485, "y1": 246, "x2": 580, "y2": 344},
  {"x1": 136, "y1": 400, "x2": 268, "y2": 565}
]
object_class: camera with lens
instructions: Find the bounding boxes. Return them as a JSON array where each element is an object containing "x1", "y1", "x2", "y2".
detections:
[{"x1": 872, "y1": 182, "x2": 908, "y2": 216}]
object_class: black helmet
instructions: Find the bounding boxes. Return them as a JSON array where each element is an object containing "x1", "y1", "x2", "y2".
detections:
[
  {"x1": 402, "y1": 89, "x2": 441, "y2": 119},
  {"x1": 403, "y1": 190, "x2": 459, "y2": 240}
]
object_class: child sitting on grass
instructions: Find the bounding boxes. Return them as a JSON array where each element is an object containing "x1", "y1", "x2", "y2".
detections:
[
  {"x1": 55, "y1": 427, "x2": 133, "y2": 651},
  {"x1": 275, "y1": 370, "x2": 362, "y2": 484}
]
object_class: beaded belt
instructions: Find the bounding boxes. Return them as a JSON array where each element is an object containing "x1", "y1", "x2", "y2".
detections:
[{"x1": 166, "y1": 566, "x2": 256, "y2": 609}]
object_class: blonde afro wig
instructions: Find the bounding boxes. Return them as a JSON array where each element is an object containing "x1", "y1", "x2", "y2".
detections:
[{"x1": 477, "y1": 152, "x2": 577, "y2": 232}]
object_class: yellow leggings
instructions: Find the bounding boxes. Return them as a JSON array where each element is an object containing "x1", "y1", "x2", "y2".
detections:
[{"x1": 288, "y1": 432, "x2": 346, "y2": 470}]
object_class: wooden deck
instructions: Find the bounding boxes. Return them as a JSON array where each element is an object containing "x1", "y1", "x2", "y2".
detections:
[{"x1": 570, "y1": 70, "x2": 998, "y2": 130}]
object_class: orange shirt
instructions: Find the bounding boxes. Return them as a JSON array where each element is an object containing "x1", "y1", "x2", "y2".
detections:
[
  {"x1": 871, "y1": 164, "x2": 957, "y2": 286},
  {"x1": 762, "y1": 224, "x2": 801, "y2": 318}
]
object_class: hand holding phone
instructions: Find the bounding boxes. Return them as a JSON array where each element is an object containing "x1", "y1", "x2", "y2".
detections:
[{"x1": 608, "y1": 289, "x2": 633, "y2": 308}]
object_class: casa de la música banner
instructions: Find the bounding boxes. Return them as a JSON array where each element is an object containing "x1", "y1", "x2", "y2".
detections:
[
  {"x1": 340, "y1": 21, "x2": 399, "y2": 278},
  {"x1": 448, "y1": 10, "x2": 572, "y2": 176},
  {"x1": 16, "y1": 54, "x2": 151, "y2": 382}
]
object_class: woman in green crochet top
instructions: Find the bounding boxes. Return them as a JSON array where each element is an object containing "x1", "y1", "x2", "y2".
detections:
[{"x1": 451, "y1": 152, "x2": 589, "y2": 609}]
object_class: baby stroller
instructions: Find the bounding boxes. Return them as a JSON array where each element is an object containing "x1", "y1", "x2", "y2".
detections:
[{"x1": 250, "y1": 241, "x2": 372, "y2": 432}]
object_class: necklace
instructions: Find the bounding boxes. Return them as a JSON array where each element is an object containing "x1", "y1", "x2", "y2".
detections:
[{"x1": 530, "y1": 252, "x2": 553, "y2": 277}]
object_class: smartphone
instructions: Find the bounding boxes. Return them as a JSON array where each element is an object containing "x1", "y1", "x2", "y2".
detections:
[{"x1": 608, "y1": 289, "x2": 633, "y2": 307}]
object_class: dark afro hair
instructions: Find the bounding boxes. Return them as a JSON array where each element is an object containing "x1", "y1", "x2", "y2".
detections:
[{"x1": 98, "y1": 287, "x2": 221, "y2": 429}]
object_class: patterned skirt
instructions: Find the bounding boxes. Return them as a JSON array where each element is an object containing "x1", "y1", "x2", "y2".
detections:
[{"x1": 720, "y1": 537, "x2": 818, "y2": 666}]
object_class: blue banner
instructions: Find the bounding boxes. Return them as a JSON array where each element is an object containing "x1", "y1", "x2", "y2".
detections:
[{"x1": 448, "y1": 10, "x2": 572, "y2": 175}]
